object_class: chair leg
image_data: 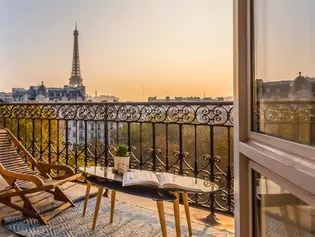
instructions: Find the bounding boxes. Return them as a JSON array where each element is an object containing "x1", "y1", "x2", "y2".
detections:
[
  {"x1": 157, "y1": 201, "x2": 167, "y2": 237},
  {"x1": 22, "y1": 194, "x2": 47, "y2": 225},
  {"x1": 182, "y1": 192, "x2": 192, "y2": 236},
  {"x1": 110, "y1": 190, "x2": 116, "y2": 223},
  {"x1": 14, "y1": 185, "x2": 47, "y2": 225},
  {"x1": 83, "y1": 181, "x2": 92, "y2": 217},
  {"x1": 172, "y1": 192, "x2": 181, "y2": 237},
  {"x1": 54, "y1": 186, "x2": 74, "y2": 206},
  {"x1": 92, "y1": 187, "x2": 104, "y2": 230}
]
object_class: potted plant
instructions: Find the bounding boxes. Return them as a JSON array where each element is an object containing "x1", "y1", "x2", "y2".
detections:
[{"x1": 113, "y1": 144, "x2": 130, "y2": 173}]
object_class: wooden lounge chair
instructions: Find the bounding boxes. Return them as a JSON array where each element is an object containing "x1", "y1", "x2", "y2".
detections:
[{"x1": 0, "y1": 128, "x2": 82, "y2": 224}]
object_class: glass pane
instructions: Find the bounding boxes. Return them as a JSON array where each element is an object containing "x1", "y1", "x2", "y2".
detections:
[
  {"x1": 252, "y1": 0, "x2": 315, "y2": 146},
  {"x1": 252, "y1": 170, "x2": 315, "y2": 236}
]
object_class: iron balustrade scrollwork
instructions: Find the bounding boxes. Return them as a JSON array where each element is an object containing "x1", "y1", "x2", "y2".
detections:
[
  {"x1": 255, "y1": 100, "x2": 315, "y2": 146},
  {"x1": 0, "y1": 101, "x2": 234, "y2": 215},
  {"x1": 256, "y1": 101, "x2": 315, "y2": 124}
]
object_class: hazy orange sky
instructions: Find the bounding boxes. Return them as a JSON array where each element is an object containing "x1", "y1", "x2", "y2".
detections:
[
  {"x1": 0, "y1": 0, "x2": 233, "y2": 101},
  {"x1": 255, "y1": 0, "x2": 315, "y2": 82}
]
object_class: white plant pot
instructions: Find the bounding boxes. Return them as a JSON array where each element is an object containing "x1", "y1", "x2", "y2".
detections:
[{"x1": 113, "y1": 156, "x2": 130, "y2": 171}]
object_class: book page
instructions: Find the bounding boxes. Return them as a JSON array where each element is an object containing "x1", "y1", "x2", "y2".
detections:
[
  {"x1": 123, "y1": 170, "x2": 160, "y2": 187},
  {"x1": 157, "y1": 173, "x2": 201, "y2": 192}
]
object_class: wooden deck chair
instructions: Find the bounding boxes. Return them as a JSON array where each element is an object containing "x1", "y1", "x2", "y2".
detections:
[{"x1": 0, "y1": 128, "x2": 82, "y2": 224}]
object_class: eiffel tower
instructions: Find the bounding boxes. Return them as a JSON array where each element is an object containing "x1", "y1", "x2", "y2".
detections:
[{"x1": 69, "y1": 22, "x2": 83, "y2": 87}]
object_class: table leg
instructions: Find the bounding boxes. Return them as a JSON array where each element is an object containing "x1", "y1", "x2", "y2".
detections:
[
  {"x1": 279, "y1": 206, "x2": 293, "y2": 237},
  {"x1": 92, "y1": 187, "x2": 104, "y2": 230},
  {"x1": 172, "y1": 192, "x2": 181, "y2": 237},
  {"x1": 110, "y1": 190, "x2": 116, "y2": 223},
  {"x1": 292, "y1": 205, "x2": 301, "y2": 237},
  {"x1": 182, "y1": 192, "x2": 192, "y2": 236},
  {"x1": 156, "y1": 201, "x2": 167, "y2": 237},
  {"x1": 82, "y1": 181, "x2": 92, "y2": 217}
]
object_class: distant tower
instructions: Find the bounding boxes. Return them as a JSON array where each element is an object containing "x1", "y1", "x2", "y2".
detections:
[{"x1": 69, "y1": 22, "x2": 83, "y2": 87}]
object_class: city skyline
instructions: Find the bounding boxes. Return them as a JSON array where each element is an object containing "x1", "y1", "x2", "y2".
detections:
[{"x1": 0, "y1": 0, "x2": 233, "y2": 101}]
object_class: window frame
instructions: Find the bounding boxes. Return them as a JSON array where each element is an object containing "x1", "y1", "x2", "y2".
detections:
[{"x1": 233, "y1": 0, "x2": 315, "y2": 236}]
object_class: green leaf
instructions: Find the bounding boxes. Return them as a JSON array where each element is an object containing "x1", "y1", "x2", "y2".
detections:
[{"x1": 115, "y1": 144, "x2": 129, "y2": 157}]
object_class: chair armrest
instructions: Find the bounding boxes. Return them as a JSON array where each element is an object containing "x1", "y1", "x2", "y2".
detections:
[
  {"x1": 0, "y1": 164, "x2": 44, "y2": 187},
  {"x1": 38, "y1": 162, "x2": 75, "y2": 177}
]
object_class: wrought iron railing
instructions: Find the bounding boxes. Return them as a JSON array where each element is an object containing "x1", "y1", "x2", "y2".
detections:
[
  {"x1": 254, "y1": 100, "x2": 315, "y2": 146},
  {"x1": 0, "y1": 102, "x2": 234, "y2": 215}
]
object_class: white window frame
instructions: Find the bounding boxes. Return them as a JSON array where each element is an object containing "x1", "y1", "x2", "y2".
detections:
[{"x1": 234, "y1": 0, "x2": 315, "y2": 236}]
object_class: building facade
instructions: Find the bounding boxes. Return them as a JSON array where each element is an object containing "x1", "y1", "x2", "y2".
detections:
[
  {"x1": 0, "y1": 92, "x2": 13, "y2": 103},
  {"x1": 256, "y1": 73, "x2": 315, "y2": 101},
  {"x1": 12, "y1": 83, "x2": 85, "y2": 102},
  {"x1": 86, "y1": 94, "x2": 119, "y2": 102},
  {"x1": 67, "y1": 120, "x2": 118, "y2": 149}
]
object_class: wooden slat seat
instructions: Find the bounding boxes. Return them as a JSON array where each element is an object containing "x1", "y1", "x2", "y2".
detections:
[{"x1": 0, "y1": 128, "x2": 82, "y2": 224}]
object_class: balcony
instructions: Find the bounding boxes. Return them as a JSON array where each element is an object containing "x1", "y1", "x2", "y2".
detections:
[{"x1": 0, "y1": 101, "x2": 234, "y2": 236}]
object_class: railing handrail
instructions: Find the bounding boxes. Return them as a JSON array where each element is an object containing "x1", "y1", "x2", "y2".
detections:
[
  {"x1": 0, "y1": 102, "x2": 234, "y2": 126},
  {"x1": 1, "y1": 101, "x2": 233, "y2": 106},
  {"x1": 257, "y1": 100, "x2": 315, "y2": 105}
]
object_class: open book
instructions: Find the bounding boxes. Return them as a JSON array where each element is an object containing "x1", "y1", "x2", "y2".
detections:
[{"x1": 122, "y1": 171, "x2": 203, "y2": 192}]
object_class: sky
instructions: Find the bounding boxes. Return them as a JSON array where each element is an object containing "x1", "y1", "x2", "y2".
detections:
[
  {"x1": 255, "y1": 0, "x2": 315, "y2": 81},
  {"x1": 0, "y1": 0, "x2": 233, "y2": 101}
]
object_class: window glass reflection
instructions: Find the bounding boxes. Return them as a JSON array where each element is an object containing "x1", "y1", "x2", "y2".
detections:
[
  {"x1": 253, "y1": 170, "x2": 315, "y2": 236},
  {"x1": 252, "y1": 0, "x2": 315, "y2": 146}
]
